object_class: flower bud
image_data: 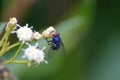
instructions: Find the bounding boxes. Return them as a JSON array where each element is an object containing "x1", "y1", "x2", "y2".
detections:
[
  {"x1": 33, "y1": 32, "x2": 42, "y2": 40},
  {"x1": 5, "y1": 17, "x2": 17, "y2": 32},
  {"x1": 42, "y1": 30, "x2": 51, "y2": 39},
  {"x1": 42, "y1": 26, "x2": 56, "y2": 39}
]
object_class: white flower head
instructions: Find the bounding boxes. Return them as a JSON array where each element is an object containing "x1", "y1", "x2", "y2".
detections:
[
  {"x1": 33, "y1": 32, "x2": 42, "y2": 40},
  {"x1": 22, "y1": 43, "x2": 48, "y2": 65},
  {"x1": 42, "y1": 26, "x2": 56, "y2": 38},
  {"x1": 13, "y1": 24, "x2": 33, "y2": 43}
]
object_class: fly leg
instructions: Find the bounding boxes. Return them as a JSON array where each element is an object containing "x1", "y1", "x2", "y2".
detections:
[{"x1": 45, "y1": 39, "x2": 53, "y2": 45}]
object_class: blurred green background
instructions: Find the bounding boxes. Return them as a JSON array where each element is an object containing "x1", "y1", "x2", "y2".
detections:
[{"x1": 0, "y1": 0, "x2": 120, "y2": 80}]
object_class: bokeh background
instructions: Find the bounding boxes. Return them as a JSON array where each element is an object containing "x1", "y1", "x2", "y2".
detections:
[{"x1": 0, "y1": 0, "x2": 120, "y2": 80}]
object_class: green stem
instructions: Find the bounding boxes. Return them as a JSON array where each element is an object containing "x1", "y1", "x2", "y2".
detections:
[
  {"x1": 4, "y1": 60, "x2": 28, "y2": 64},
  {"x1": 0, "y1": 24, "x2": 17, "y2": 56},
  {"x1": 0, "y1": 32, "x2": 7, "y2": 47},
  {"x1": 11, "y1": 43, "x2": 23, "y2": 60},
  {"x1": 0, "y1": 42, "x2": 21, "y2": 56},
  {"x1": 4, "y1": 31, "x2": 11, "y2": 47},
  {"x1": 0, "y1": 48, "x2": 6, "y2": 56},
  {"x1": 7, "y1": 42, "x2": 21, "y2": 51},
  {"x1": 0, "y1": 31, "x2": 12, "y2": 56}
]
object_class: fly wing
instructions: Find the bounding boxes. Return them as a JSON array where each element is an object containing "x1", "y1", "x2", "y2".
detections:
[
  {"x1": 47, "y1": 46, "x2": 56, "y2": 59},
  {"x1": 45, "y1": 39, "x2": 55, "y2": 59},
  {"x1": 57, "y1": 40, "x2": 66, "y2": 56}
]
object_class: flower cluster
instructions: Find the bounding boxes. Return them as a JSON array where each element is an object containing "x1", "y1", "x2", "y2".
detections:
[
  {"x1": 12, "y1": 24, "x2": 42, "y2": 43},
  {"x1": 12, "y1": 24, "x2": 33, "y2": 43},
  {"x1": 0, "y1": 17, "x2": 57, "y2": 67},
  {"x1": 22, "y1": 43, "x2": 48, "y2": 66}
]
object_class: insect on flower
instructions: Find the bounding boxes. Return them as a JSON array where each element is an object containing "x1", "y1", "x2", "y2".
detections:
[{"x1": 44, "y1": 27, "x2": 66, "y2": 59}]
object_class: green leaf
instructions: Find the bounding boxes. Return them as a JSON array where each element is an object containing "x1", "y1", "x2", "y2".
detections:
[
  {"x1": 0, "y1": 22, "x2": 6, "y2": 34},
  {"x1": 4, "y1": 0, "x2": 96, "y2": 80}
]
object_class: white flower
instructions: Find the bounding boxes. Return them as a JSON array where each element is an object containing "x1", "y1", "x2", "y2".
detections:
[
  {"x1": 12, "y1": 24, "x2": 33, "y2": 43},
  {"x1": 42, "y1": 26, "x2": 56, "y2": 38},
  {"x1": 22, "y1": 43, "x2": 48, "y2": 65},
  {"x1": 33, "y1": 32, "x2": 42, "y2": 40},
  {"x1": 42, "y1": 30, "x2": 51, "y2": 38}
]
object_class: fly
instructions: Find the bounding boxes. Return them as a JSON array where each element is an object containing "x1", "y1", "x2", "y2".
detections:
[{"x1": 46, "y1": 32, "x2": 65, "y2": 59}]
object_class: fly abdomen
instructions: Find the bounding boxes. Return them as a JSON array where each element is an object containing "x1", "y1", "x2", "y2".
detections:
[
  {"x1": 51, "y1": 42, "x2": 60, "y2": 50},
  {"x1": 52, "y1": 35, "x2": 60, "y2": 43}
]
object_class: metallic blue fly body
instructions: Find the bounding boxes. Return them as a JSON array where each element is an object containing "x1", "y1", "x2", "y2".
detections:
[{"x1": 46, "y1": 32, "x2": 65, "y2": 59}]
